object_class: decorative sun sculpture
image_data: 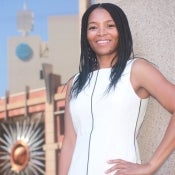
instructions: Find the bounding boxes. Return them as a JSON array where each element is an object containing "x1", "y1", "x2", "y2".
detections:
[{"x1": 0, "y1": 117, "x2": 45, "y2": 174}]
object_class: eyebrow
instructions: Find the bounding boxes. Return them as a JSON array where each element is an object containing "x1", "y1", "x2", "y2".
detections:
[{"x1": 88, "y1": 19, "x2": 114, "y2": 25}]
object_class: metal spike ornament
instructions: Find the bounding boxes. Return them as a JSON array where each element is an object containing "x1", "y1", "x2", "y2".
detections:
[{"x1": 0, "y1": 118, "x2": 45, "y2": 174}]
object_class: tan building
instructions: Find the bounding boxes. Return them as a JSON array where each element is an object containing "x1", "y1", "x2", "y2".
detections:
[
  {"x1": 0, "y1": 1, "x2": 90, "y2": 175},
  {"x1": 8, "y1": 15, "x2": 79, "y2": 94},
  {"x1": 7, "y1": 0, "x2": 91, "y2": 94}
]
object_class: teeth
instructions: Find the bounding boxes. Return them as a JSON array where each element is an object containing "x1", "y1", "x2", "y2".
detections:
[{"x1": 97, "y1": 40, "x2": 110, "y2": 44}]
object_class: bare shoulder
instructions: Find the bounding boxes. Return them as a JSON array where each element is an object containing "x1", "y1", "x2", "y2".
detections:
[
  {"x1": 131, "y1": 58, "x2": 164, "y2": 83},
  {"x1": 131, "y1": 58, "x2": 175, "y2": 114},
  {"x1": 131, "y1": 58, "x2": 156, "y2": 98},
  {"x1": 132, "y1": 58, "x2": 156, "y2": 71},
  {"x1": 65, "y1": 75, "x2": 77, "y2": 100},
  {"x1": 66, "y1": 76, "x2": 75, "y2": 90}
]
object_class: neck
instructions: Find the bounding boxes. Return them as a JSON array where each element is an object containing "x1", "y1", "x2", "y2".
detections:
[{"x1": 97, "y1": 55, "x2": 117, "y2": 69}]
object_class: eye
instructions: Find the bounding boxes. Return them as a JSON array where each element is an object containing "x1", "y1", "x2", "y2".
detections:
[
  {"x1": 88, "y1": 25, "x2": 97, "y2": 31},
  {"x1": 107, "y1": 23, "x2": 116, "y2": 28}
]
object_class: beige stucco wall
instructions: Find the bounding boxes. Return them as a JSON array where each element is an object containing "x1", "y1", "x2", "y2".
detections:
[{"x1": 95, "y1": 0, "x2": 175, "y2": 174}]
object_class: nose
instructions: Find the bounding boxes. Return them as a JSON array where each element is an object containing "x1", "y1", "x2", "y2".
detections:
[{"x1": 97, "y1": 26, "x2": 107, "y2": 36}]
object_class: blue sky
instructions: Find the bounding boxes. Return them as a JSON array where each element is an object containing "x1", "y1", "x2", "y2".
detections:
[{"x1": 0, "y1": 0, "x2": 78, "y2": 97}]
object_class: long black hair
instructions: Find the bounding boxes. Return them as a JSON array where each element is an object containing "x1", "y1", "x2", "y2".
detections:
[{"x1": 71, "y1": 3, "x2": 133, "y2": 97}]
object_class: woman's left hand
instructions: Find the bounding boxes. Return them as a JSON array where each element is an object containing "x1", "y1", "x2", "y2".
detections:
[{"x1": 105, "y1": 159, "x2": 154, "y2": 175}]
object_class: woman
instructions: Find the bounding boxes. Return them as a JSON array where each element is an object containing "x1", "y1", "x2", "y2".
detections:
[{"x1": 59, "y1": 3, "x2": 175, "y2": 175}]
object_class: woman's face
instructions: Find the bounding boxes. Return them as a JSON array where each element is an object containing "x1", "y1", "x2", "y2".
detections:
[{"x1": 87, "y1": 8, "x2": 119, "y2": 59}]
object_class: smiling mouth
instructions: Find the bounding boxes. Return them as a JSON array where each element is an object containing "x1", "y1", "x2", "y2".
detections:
[{"x1": 96, "y1": 40, "x2": 110, "y2": 44}]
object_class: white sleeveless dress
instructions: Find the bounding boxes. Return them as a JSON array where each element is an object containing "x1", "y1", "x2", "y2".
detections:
[{"x1": 68, "y1": 59, "x2": 148, "y2": 175}]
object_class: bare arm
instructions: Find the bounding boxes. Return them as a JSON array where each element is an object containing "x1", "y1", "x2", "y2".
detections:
[
  {"x1": 58, "y1": 79, "x2": 76, "y2": 175},
  {"x1": 106, "y1": 59, "x2": 175, "y2": 174},
  {"x1": 133, "y1": 59, "x2": 175, "y2": 173}
]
